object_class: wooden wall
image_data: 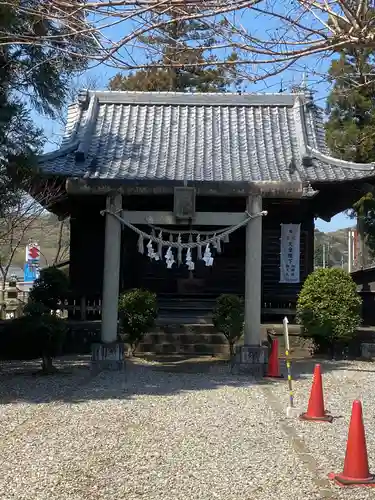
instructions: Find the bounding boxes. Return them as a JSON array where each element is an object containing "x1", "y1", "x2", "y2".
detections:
[
  {"x1": 69, "y1": 196, "x2": 106, "y2": 297},
  {"x1": 69, "y1": 195, "x2": 314, "y2": 306},
  {"x1": 351, "y1": 267, "x2": 375, "y2": 326}
]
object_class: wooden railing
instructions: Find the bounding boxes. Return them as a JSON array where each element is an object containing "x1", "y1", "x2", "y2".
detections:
[
  {"x1": 63, "y1": 293, "x2": 296, "y2": 322},
  {"x1": 64, "y1": 297, "x2": 102, "y2": 320}
]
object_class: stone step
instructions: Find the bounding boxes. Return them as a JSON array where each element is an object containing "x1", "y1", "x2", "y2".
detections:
[
  {"x1": 128, "y1": 323, "x2": 306, "y2": 356},
  {"x1": 137, "y1": 326, "x2": 228, "y2": 356},
  {"x1": 137, "y1": 343, "x2": 229, "y2": 355},
  {"x1": 158, "y1": 301, "x2": 216, "y2": 310},
  {"x1": 151, "y1": 323, "x2": 216, "y2": 333},
  {"x1": 158, "y1": 303, "x2": 214, "y2": 311},
  {"x1": 143, "y1": 331, "x2": 225, "y2": 344},
  {"x1": 157, "y1": 316, "x2": 213, "y2": 326},
  {"x1": 158, "y1": 295, "x2": 217, "y2": 303}
]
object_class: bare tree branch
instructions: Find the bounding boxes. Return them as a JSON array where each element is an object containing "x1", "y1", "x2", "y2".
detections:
[
  {"x1": 53, "y1": 218, "x2": 70, "y2": 266},
  {"x1": 0, "y1": 179, "x2": 66, "y2": 290},
  {"x1": 3, "y1": 1, "x2": 375, "y2": 86}
]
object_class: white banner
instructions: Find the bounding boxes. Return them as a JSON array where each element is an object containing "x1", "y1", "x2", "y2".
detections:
[{"x1": 280, "y1": 224, "x2": 300, "y2": 283}]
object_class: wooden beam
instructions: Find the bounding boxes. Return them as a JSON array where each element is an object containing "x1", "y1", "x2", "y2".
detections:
[
  {"x1": 121, "y1": 211, "x2": 247, "y2": 226},
  {"x1": 66, "y1": 178, "x2": 305, "y2": 199}
]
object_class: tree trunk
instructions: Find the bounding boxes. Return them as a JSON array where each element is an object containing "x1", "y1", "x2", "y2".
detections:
[
  {"x1": 229, "y1": 341, "x2": 236, "y2": 358},
  {"x1": 131, "y1": 342, "x2": 139, "y2": 357},
  {"x1": 53, "y1": 220, "x2": 65, "y2": 265},
  {"x1": 0, "y1": 277, "x2": 6, "y2": 320},
  {"x1": 329, "y1": 341, "x2": 336, "y2": 360},
  {"x1": 41, "y1": 355, "x2": 57, "y2": 374}
]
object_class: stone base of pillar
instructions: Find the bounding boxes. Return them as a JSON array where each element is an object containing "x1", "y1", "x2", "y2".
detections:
[
  {"x1": 231, "y1": 345, "x2": 268, "y2": 376},
  {"x1": 361, "y1": 342, "x2": 375, "y2": 360},
  {"x1": 91, "y1": 342, "x2": 126, "y2": 373}
]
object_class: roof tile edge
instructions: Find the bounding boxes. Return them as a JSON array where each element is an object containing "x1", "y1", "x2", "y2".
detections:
[{"x1": 87, "y1": 90, "x2": 303, "y2": 107}]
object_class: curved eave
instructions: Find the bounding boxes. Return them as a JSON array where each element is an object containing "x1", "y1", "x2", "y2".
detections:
[
  {"x1": 36, "y1": 141, "x2": 80, "y2": 165},
  {"x1": 306, "y1": 146, "x2": 375, "y2": 173}
]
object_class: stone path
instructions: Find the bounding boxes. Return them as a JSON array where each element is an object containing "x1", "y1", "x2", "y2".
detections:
[{"x1": 0, "y1": 357, "x2": 374, "y2": 500}]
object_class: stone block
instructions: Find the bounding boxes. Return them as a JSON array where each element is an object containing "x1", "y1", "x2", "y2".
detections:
[
  {"x1": 194, "y1": 344, "x2": 212, "y2": 355},
  {"x1": 162, "y1": 343, "x2": 177, "y2": 354},
  {"x1": 138, "y1": 343, "x2": 153, "y2": 353},
  {"x1": 231, "y1": 344, "x2": 268, "y2": 376},
  {"x1": 179, "y1": 344, "x2": 195, "y2": 355},
  {"x1": 91, "y1": 342, "x2": 126, "y2": 373},
  {"x1": 361, "y1": 342, "x2": 375, "y2": 360}
]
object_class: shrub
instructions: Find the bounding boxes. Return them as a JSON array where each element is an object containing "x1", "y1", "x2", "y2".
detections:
[
  {"x1": 212, "y1": 294, "x2": 244, "y2": 357},
  {"x1": 296, "y1": 268, "x2": 362, "y2": 358},
  {"x1": 1, "y1": 303, "x2": 67, "y2": 372},
  {"x1": 29, "y1": 266, "x2": 69, "y2": 312},
  {"x1": 24, "y1": 301, "x2": 50, "y2": 316},
  {"x1": 118, "y1": 289, "x2": 158, "y2": 355}
]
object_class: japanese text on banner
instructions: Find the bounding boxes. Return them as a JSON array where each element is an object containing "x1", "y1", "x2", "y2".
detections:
[{"x1": 280, "y1": 224, "x2": 300, "y2": 283}]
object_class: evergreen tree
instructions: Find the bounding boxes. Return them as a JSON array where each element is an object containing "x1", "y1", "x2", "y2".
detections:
[
  {"x1": 326, "y1": 50, "x2": 375, "y2": 163},
  {"x1": 0, "y1": 2, "x2": 95, "y2": 215},
  {"x1": 314, "y1": 243, "x2": 323, "y2": 268},
  {"x1": 325, "y1": 45, "x2": 375, "y2": 255},
  {"x1": 109, "y1": 13, "x2": 239, "y2": 92}
]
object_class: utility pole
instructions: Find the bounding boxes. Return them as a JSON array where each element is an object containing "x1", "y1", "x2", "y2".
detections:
[
  {"x1": 322, "y1": 244, "x2": 326, "y2": 268},
  {"x1": 348, "y1": 229, "x2": 354, "y2": 273},
  {"x1": 357, "y1": 218, "x2": 364, "y2": 269}
]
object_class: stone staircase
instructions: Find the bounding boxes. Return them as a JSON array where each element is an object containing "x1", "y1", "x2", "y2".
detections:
[
  {"x1": 157, "y1": 296, "x2": 215, "y2": 323},
  {"x1": 136, "y1": 295, "x2": 226, "y2": 355},
  {"x1": 138, "y1": 323, "x2": 229, "y2": 355},
  {"x1": 135, "y1": 295, "x2": 304, "y2": 356}
]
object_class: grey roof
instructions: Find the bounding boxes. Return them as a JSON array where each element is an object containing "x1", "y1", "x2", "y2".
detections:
[{"x1": 38, "y1": 90, "x2": 375, "y2": 184}]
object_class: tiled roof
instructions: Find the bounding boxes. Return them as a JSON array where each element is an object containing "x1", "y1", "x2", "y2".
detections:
[{"x1": 38, "y1": 91, "x2": 375, "y2": 184}]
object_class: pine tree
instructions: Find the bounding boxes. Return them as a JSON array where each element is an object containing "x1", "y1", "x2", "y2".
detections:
[
  {"x1": 0, "y1": 2, "x2": 95, "y2": 215},
  {"x1": 326, "y1": 50, "x2": 375, "y2": 163},
  {"x1": 325, "y1": 46, "x2": 375, "y2": 256},
  {"x1": 109, "y1": 13, "x2": 239, "y2": 92}
]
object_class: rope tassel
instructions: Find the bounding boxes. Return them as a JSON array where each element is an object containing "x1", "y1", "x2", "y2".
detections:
[
  {"x1": 213, "y1": 233, "x2": 222, "y2": 254},
  {"x1": 137, "y1": 234, "x2": 144, "y2": 254},
  {"x1": 102, "y1": 208, "x2": 267, "y2": 267},
  {"x1": 177, "y1": 234, "x2": 182, "y2": 266},
  {"x1": 196, "y1": 234, "x2": 202, "y2": 260},
  {"x1": 157, "y1": 231, "x2": 163, "y2": 258},
  {"x1": 216, "y1": 237, "x2": 222, "y2": 253}
]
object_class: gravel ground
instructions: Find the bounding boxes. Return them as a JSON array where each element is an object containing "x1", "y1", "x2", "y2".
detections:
[
  {"x1": 272, "y1": 358, "x2": 375, "y2": 500},
  {"x1": 0, "y1": 357, "x2": 374, "y2": 500}
]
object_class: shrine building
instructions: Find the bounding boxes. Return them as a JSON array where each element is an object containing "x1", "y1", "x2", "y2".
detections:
[{"x1": 36, "y1": 90, "x2": 375, "y2": 366}]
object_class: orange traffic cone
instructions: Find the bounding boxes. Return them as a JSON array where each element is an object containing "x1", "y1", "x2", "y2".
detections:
[
  {"x1": 300, "y1": 364, "x2": 333, "y2": 422},
  {"x1": 265, "y1": 338, "x2": 283, "y2": 378},
  {"x1": 329, "y1": 400, "x2": 375, "y2": 487}
]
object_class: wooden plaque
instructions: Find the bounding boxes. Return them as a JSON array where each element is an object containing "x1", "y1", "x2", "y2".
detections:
[{"x1": 173, "y1": 187, "x2": 196, "y2": 220}]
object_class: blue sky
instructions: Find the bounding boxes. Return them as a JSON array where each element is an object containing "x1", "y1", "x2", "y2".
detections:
[
  {"x1": 34, "y1": 7, "x2": 356, "y2": 233},
  {"x1": 315, "y1": 213, "x2": 354, "y2": 232}
]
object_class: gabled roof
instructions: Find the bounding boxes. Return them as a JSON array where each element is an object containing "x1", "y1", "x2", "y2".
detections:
[{"x1": 38, "y1": 90, "x2": 375, "y2": 185}]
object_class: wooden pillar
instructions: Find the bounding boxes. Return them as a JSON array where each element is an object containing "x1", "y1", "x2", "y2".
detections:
[
  {"x1": 80, "y1": 296, "x2": 87, "y2": 321},
  {"x1": 101, "y1": 192, "x2": 122, "y2": 343},
  {"x1": 244, "y1": 195, "x2": 262, "y2": 346}
]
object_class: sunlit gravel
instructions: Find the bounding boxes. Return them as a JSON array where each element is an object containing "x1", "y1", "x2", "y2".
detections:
[{"x1": 0, "y1": 356, "x2": 374, "y2": 500}]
